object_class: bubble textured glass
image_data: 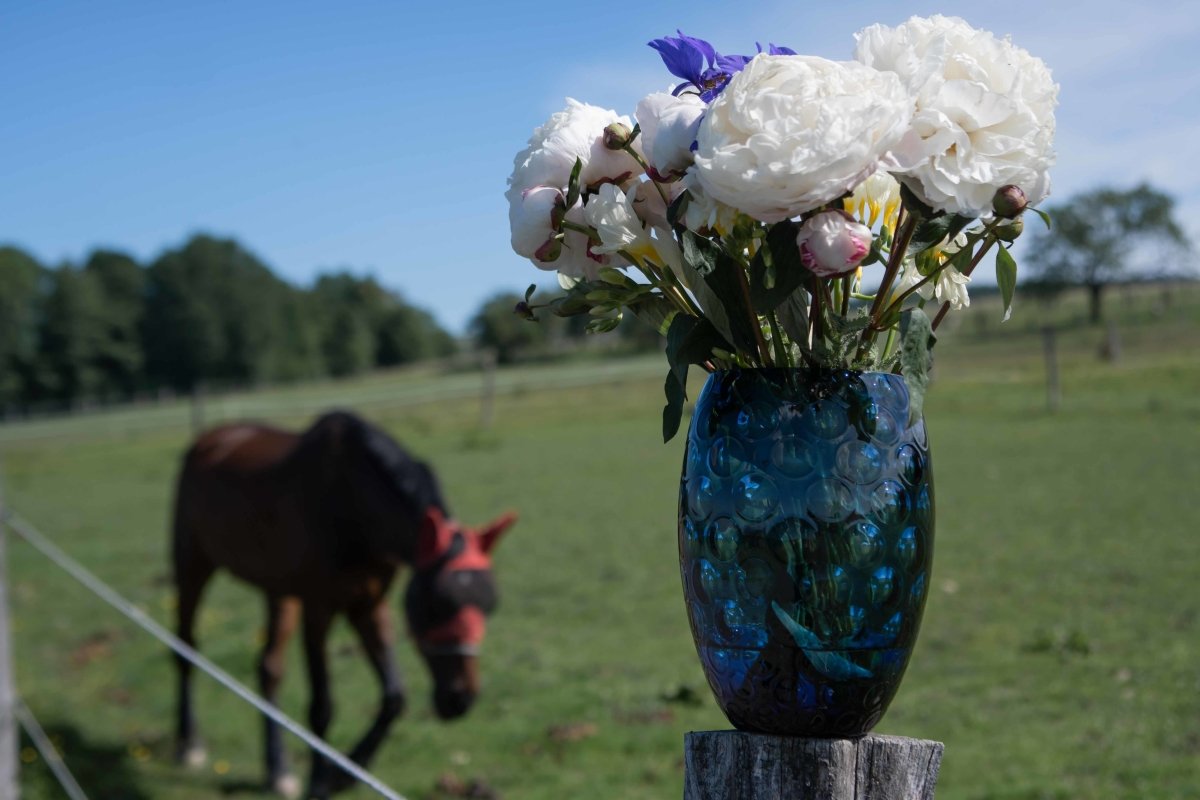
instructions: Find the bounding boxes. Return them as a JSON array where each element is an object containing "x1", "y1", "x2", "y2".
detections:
[{"x1": 678, "y1": 369, "x2": 935, "y2": 737}]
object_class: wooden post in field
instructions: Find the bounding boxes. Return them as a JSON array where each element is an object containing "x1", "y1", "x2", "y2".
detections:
[
  {"x1": 0, "y1": 460, "x2": 19, "y2": 799},
  {"x1": 684, "y1": 731, "x2": 943, "y2": 800},
  {"x1": 479, "y1": 349, "x2": 497, "y2": 431},
  {"x1": 1042, "y1": 326, "x2": 1061, "y2": 414}
]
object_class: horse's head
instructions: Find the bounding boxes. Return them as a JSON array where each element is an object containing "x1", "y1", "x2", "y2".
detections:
[{"x1": 405, "y1": 506, "x2": 516, "y2": 719}]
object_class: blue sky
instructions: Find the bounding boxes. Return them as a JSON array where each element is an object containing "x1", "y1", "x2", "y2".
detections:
[{"x1": 3, "y1": 0, "x2": 1198, "y2": 332}]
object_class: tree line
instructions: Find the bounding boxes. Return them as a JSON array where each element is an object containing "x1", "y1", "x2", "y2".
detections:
[{"x1": 0, "y1": 234, "x2": 458, "y2": 412}]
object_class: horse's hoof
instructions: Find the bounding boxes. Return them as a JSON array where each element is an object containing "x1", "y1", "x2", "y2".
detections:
[
  {"x1": 175, "y1": 741, "x2": 207, "y2": 769},
  {"x1": 271, "y1": 773, "x2": 302, "y2": 799}
]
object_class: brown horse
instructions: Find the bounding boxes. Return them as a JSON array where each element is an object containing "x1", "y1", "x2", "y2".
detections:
[{"x1": 171, "y1": 410, "x2": 515, "y2": 799}]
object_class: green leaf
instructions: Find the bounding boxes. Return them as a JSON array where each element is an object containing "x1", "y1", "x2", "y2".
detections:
[
  {"x1": 524, "y1": 283, "x2": 537, "y2": 303},
  {"x1": 899, "y1": 182, "x2": 936, "y2": 219},
  {"x1": 662, "y1": 370, "x2": 687, "y2": 443},
  {"x1": 681, "y1": 231, "x2": 761, "y2": 357},
  {"x1": 748, "y1": 221, "x2": 807, "y2": 312},
  {"x1": 909, "y1": 213, "x2": 975, "y2": 255},
  {"x1": 627, "y1": 295, "x2": 678, "y2": 336},
  {"x1": 775, "y1": 288, "x2": 810, "y2": 346},
  {"x1": 597, "y1": 268, "x2": 636, "y2": 288},
  {"x1": 1031, "y1": 207, "x2": 1052, "y2": 229},
  {"x1": 899, "y1": 308, "x2": 936, "y2": 426},
  {"x1": 667, "y1": 190, "x2": 691, "y2": 229},
  {"x1": 565, "y1": 158, "x2": 583, "y2": 208},
  {"x1": 996, "y1": 244, "x2": 1018, "y2": 322}
]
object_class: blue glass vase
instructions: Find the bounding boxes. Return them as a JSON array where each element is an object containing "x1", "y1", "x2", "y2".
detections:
[{"x1": 678, "y1": 368, "x2": 934, "y2": 737}]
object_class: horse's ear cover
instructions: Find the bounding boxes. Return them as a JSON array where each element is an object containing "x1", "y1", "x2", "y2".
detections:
[{"x1": 478, "y1": 512, "x2": 518, "y2": 554}]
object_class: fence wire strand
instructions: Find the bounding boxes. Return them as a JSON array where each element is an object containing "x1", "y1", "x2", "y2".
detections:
[
  {"x1": 15, "y1": 699, "x2": 89, "y2": 800},
  {"x1": 2, "y1": 511, "x2": 407, "y2": 800}
]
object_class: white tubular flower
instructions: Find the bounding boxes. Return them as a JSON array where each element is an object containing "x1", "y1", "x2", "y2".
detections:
[
  {"x1": 844, "y1": 170, "x2": 902, "y2": 230},
  {"x1": 508, "y1": 186, "x2": 563, "y2": 259},
  {"x1": 635, "y1": 92, "x2": 705, "y2": 180},
  {"x1": 681, "y1": 172, "x2": 739, "y2": 237},
  {"x1": 932, "y1": 266, "x2": 971, "y2": 309},
  {"x1": 507, "y1": 98, "x2": 641, "y2": 207},
  {"x1": 855, "y1": 15, "x2": 1058, "y2": 216},
  {"x1": 583, "y1": 183, "x2": 654, "y2": 261},
  {"x1": 795, "y1": 210, "x2": 874, "y2": 278},
  {"x1": 692, "y1": 54, "x2": 914, "y2": 222}
]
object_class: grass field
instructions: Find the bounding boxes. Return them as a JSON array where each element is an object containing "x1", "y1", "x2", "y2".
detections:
[{"x1": 4, "y1": 284, "x2": 1199, "y2": 799}]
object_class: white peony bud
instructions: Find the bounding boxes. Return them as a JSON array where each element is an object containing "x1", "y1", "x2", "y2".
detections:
[
  {"x1": 795, "y1": 210, "x2": 873, "y2": 278},
  {"x1": 508, "y1": 186, "x2": 563, "y2": 259},
  {"x1": 634, "y1": 92, "x2": 705, "y2": 180}
]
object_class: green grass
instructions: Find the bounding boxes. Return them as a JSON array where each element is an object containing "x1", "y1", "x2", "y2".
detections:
[{"x1": 5, "y1": 284, "x2": 1200, "y2": 799}]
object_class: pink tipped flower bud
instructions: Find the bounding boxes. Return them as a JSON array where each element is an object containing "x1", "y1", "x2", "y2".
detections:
[
  {"x1": 992, "y1": 185, "x2": 1027, "y2": 218},
  {"x1": 795, "y1": 210, "x2": 873, "y2": 278},
  {"x1": 602, "y1": 122, "x2": 633, "y2": 151}
]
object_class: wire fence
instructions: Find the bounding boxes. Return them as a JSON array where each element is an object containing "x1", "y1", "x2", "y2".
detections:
[{"x1": 0, "y1": 509, "x2": 408, "y2": 800}]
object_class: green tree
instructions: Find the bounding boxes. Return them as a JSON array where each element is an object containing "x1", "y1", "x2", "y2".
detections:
[
  {"x1": 376, "y1": 303, "x2": 457, "y2": 366},
  {"x1": 0, "y1": 246, "x2": 46, "y2": 407},
  {"x1": 84, "y1": 249, "x2": 145, "y2": 397},
  {"x1": 1025, "y1": 184, "x2": 1192, "y2": 323},
  {"x1": 37, "y1": 266, "x2": 107, "y2": 404},
  {"x1": 470, "y1": 291, "x2": 548, "y2": 363},
  {"x1": 143, "y1": 235, "x2": 302, "y2": 390}
]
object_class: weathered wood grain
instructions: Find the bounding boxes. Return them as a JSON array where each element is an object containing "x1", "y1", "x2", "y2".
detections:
[{"x1": 684, "y1": 730, "x2": 943, "y2": 800}]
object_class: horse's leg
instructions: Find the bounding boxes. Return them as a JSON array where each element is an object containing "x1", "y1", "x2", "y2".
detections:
[
  {"x1": 259, "y1": 595, "x2": 301, "y2": 798},
  {"x1": 324, "y1": 600, "x2": 407, "y2": 794},
  {"x1": 174, "y1": 551, "x2": 215, "y2": 767},
  {"x1": 301, "y1": 604, "x2": 337, "y2": 800}
]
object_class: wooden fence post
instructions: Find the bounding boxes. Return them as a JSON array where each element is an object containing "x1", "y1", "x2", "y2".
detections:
[
  {"x1": 0, "y1": 461, "x2": 19, "y2": 798},
  {"x1": 684, "y1": 731, "x2": 943, "y2": 800}
]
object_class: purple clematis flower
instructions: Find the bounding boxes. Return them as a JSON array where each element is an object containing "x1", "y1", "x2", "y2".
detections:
[{"x1": 648, "y1": 32, "x2": 796, "y2": 102}]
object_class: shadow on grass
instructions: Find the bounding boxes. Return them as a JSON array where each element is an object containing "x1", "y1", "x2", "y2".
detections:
[{"x1": 20, "y1": 722, "x2": 152, "y2": 800}]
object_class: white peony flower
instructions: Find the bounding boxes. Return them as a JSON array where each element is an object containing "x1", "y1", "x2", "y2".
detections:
[
  {"x1": 634, "y1": 92, "x2": 705, "y2": 180},
  {"x1": 629, "y1": 179, "x2": 684, "y2": 230},
  {"x1": 691, "y1": 54, "x2": 915, "y2": 223},
  {"x1": 855, "y1": 15, "x2": 1058, "y2": 216},
  {"x1": 507, "y1": 99, "x2": 641, "y2": 206},
  {"x1": 795, "y1": 210, "x2": 874, "y2": 278},
  {"x1": 531, "y1": 204, "x2": 609, "y2": 281},
  {"x1": 508, "y1": 186, "x2": 563, "y2": 259},
  {"x1": 844, "y1": 170, "x2": 902, "y2": 230}
]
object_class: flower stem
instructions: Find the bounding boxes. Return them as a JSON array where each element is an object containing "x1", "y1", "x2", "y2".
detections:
[
  {"x1": 840, "y1": 274, "x2": 852, "y2": 316},
  {"x1": 856, "y1": 207, "x2": 919, "y2": 362},
  {"x1": 622, "y1": 145, "x2": 670, "y2": 206}
]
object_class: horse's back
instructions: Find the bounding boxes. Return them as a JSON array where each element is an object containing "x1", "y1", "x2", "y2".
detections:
[{"x1": 172, "y1": 422, "x2": 312, "y2": 590}]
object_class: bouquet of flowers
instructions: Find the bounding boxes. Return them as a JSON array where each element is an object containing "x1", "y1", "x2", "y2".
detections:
[{"x1": 506, "y1": 15, "x2": 1057, "y2": 440}]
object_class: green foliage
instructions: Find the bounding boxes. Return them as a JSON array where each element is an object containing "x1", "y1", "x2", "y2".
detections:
[
  {"x1": 0, "y1": 235, "x2": 456, "y2": 408},
  {"x1": 899, "y1": 308, "x2": 935, "y2": 425},
  {"x1": 472, "y1": 291, "x2": 550, "y2": 363},
  {"x1": 0, "y1": 246, "x2": 46, "y2": 406}
]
